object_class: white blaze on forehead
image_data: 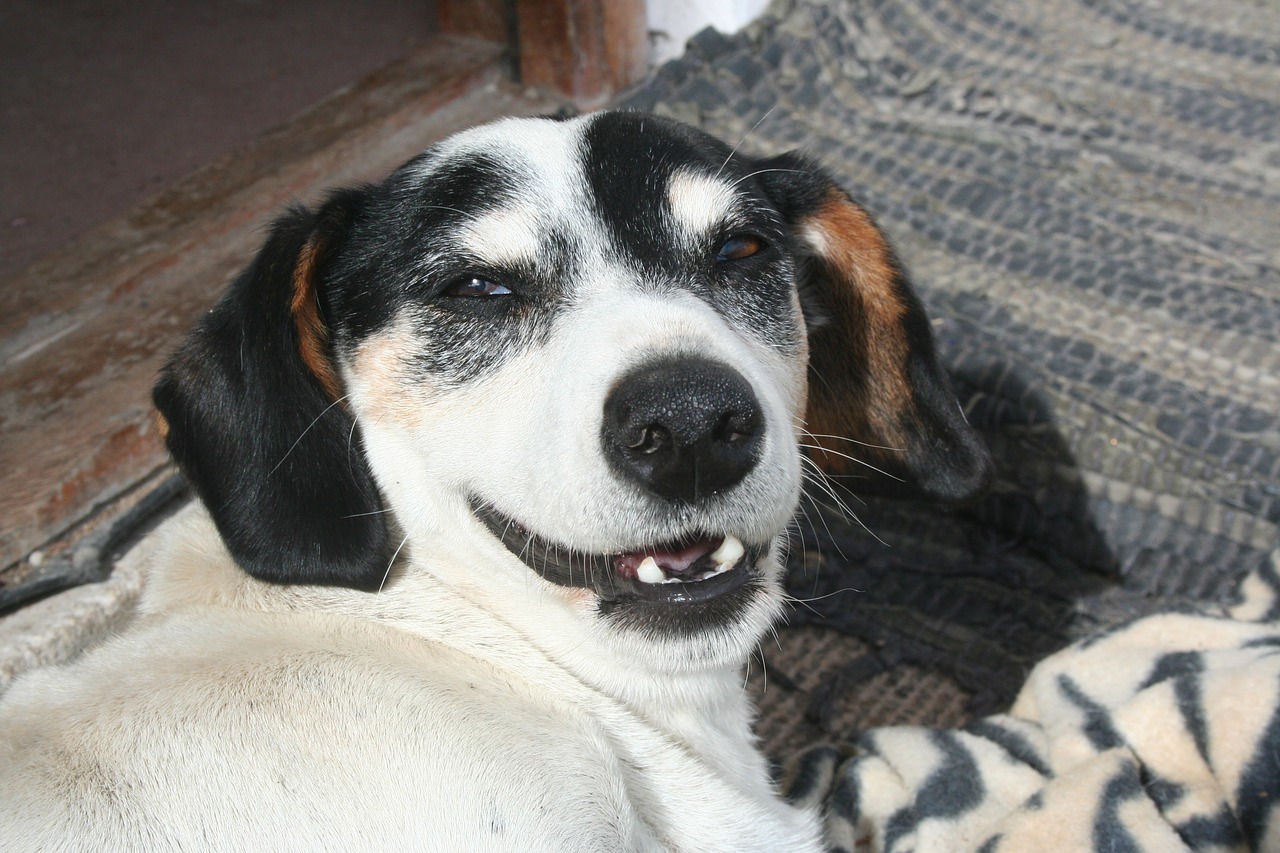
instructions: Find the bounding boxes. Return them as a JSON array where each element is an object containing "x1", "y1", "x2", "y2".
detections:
[
  {"x1": 458, "y1": 205, "x2": 542, "y2": 267},
  {"x1": 666, "y1": 170, "x2": 740, "y2": 246}
]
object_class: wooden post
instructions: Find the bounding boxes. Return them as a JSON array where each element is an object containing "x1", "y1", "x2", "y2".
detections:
[{"x1": 440, "y1": 0, "x2": 650, "y2": 107}]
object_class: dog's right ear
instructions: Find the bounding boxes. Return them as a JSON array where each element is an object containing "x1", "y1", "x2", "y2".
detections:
[{"x1": 153, "y1": 190, "x2": 389, "y2": 590}]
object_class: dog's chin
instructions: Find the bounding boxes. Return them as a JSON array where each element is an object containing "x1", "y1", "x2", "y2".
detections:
[{"x1": 472, "y1": 502, "x2": 773, "y2": 635}]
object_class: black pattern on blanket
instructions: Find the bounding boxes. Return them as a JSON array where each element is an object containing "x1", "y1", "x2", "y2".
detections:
[{"x1": 780, "y1": 551, "x2": 1280, "y2": 852}]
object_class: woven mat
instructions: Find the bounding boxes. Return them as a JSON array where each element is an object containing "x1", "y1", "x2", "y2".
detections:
[{"x1": 618, "y1": 0, "x2": 1280, "y2": 757}]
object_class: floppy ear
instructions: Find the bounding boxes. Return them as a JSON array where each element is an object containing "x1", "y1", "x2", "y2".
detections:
[
  {"x1": 756, "y1": 153, "x2": 993, "y2": 503},
  {"x1": 153, "y1": 190, "x2": 389, "y2": 589}
]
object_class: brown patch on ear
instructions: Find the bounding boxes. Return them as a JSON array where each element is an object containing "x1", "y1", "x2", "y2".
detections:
[
  {"x1": 290, "y1": 236, "x2": 343, "y2": 401},
  {"x1": 800, "y1": 190, "x2": 915, "y2": 477},
  {"x1": 153, "y1": 410, "x2": 170, "y2": 441}
]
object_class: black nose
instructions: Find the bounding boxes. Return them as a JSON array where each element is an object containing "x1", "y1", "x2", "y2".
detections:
[{"x1": 602, "y1": 358, "x2": 764, "y2": 503}]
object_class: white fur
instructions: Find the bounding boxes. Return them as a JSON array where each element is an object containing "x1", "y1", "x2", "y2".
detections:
[
  {"x1": 0, "y1": 114, "x2": 824, "y2": 851},
  {"x1": 667, "y1": 169, "x2": 742, "y2": 248}
]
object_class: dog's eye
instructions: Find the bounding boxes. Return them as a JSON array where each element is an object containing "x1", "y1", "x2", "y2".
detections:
[
  {"x1": 445, "y1": 276, "x2": 513, "y2": 298},
  {"x1": 715, "y1": 235, "x2": 763, "y2": 263}
]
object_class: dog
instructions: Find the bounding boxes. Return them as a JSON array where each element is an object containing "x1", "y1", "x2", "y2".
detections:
[{"x1": 0, "y1": 111, "x2": 991, "y2": 851}]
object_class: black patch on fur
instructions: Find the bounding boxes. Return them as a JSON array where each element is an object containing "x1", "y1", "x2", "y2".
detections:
[
  {"x1": 321, "y1": 152, "x2": 566, "y2": 387},
  {"x1": 323, "y1": 154, "x2": 524, "y2": 340},
  {"x1": 581, "y1": 111, "x2": 732, "y2": 279}
]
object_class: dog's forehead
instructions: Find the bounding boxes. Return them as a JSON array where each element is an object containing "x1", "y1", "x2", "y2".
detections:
[{"x1": 409, "y1": 113, "x2": 748, "y2": 258}]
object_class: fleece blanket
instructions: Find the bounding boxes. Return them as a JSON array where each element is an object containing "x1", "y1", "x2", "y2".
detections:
[{"x1": 782, "y1": 550, "x2": 1280, "y2": 852}]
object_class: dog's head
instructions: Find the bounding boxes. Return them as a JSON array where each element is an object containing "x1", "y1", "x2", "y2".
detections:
[{"x1": 154, "y1": 112, "x2": 990, "y2": 669}]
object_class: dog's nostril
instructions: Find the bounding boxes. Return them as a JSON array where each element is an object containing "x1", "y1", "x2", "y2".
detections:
[
  {"x1": 715, "y1": 412, "x2": 755, "y2": 446},
  {"x1": 629, "y1": 425, "x2": 671, "y2": 454}
]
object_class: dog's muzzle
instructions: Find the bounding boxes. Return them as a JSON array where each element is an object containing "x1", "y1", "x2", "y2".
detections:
[{"x1": 472, "y1": 357, "x2": 775, "y2": 621}]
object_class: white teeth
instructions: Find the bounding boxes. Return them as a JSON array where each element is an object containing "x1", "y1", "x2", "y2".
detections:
[
  {"x1": 636, "y1": 556, "x2": 666, "y2": 584},
  {"x1": 634, "y1": 537, "x2": 747, "y2": 585},
  {"x1": 710, "y1": 535, "x2": 745, "y2": 568}
]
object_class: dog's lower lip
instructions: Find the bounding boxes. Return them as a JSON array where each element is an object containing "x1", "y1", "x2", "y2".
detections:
[{"x1": 472, "y1": 503, "x2": 760, "y2": 603}]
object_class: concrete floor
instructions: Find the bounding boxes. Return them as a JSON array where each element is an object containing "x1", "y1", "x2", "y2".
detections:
[{"x1": 0, "y1": 0, "x2": 436, "y2": 281}]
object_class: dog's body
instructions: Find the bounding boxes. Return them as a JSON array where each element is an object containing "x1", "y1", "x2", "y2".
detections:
[{"x1": 0, "y1": 112, "x2": 989, "y2": 850}]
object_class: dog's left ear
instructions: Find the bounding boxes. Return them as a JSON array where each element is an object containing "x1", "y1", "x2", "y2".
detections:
[
  {"x1": 756, "y1": 152, "x2": 993, "y2": 503},
  {"x1": 153, "y1": 189, "x2": 389, "y2": 589}
]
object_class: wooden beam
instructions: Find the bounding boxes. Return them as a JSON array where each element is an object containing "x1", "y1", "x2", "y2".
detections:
[
  {"x1": 437, "y1": 0, "x2": 513, "y2": 45},
  {"x1": 441, "y1": 0, "x2": 650, "y2": 106}
]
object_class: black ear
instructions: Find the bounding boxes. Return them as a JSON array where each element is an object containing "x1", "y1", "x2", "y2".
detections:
[
  {"x1": 153, "y1": 190, "x2": 389, "y2": 588},
  {"x1": 755, "y1": 152, "x2": 993, "y2": 503}
]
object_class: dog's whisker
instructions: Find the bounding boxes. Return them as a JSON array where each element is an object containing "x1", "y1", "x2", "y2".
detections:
[
  {"x1": 790, "y1": 496, "x2": 830, "y2": 599},
  {"x1": 346, "y1": 414, "x2": 364, "y2": 478},
  {"x1": 785, "y1": 586, "x2": 864, "y2": 605},
  {"x1": 728, "y1": 167, "x2": 808, "y2": 190},
  {"x1": 799, "y1": 457, "x2": 862, "y2": 519},
  {"x1": 747, "y1": 641, "x2": 768, "y2": 698},
  {"x1": 798, "y1": 442, "x2": 904, "y2": 482},
  {"x1": 268, "y1": 394, "x2": 352, "y2": 476},
  {"x1": 799, "y1": 489, "x2": 858, "y2": 567},
  {"x1": 378, "y1": 534, "x2": 410, "y2": 593},
  {"x1": 714, "y1": 107, "x2": 777, "y2": 181},
  {"x1": 340, "y1": 507, "x2": 395, "y2": 519},
  {"x1": 421, "y1": 203, "x2": 472, "y2": 218},
  {"x1": 802, "y1": 486, "x2": 889, "y2": 550},
  {"x1": 801, "y1": 431, "x2": 905, "y2": 453},
  {"x1": 788, "y1": 491, "x2": 829, "y2": 591},
  {"x1": 799, "y1": 459, "x2": 888, "y2": 549},
  {"x1": 800, "y1": 472, "x2": 863, "y2": 531}
]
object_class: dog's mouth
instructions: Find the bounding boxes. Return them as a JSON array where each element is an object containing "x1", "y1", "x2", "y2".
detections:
[{"x1": 473, "y1": 503, "x2": 762, "y2": 606}]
